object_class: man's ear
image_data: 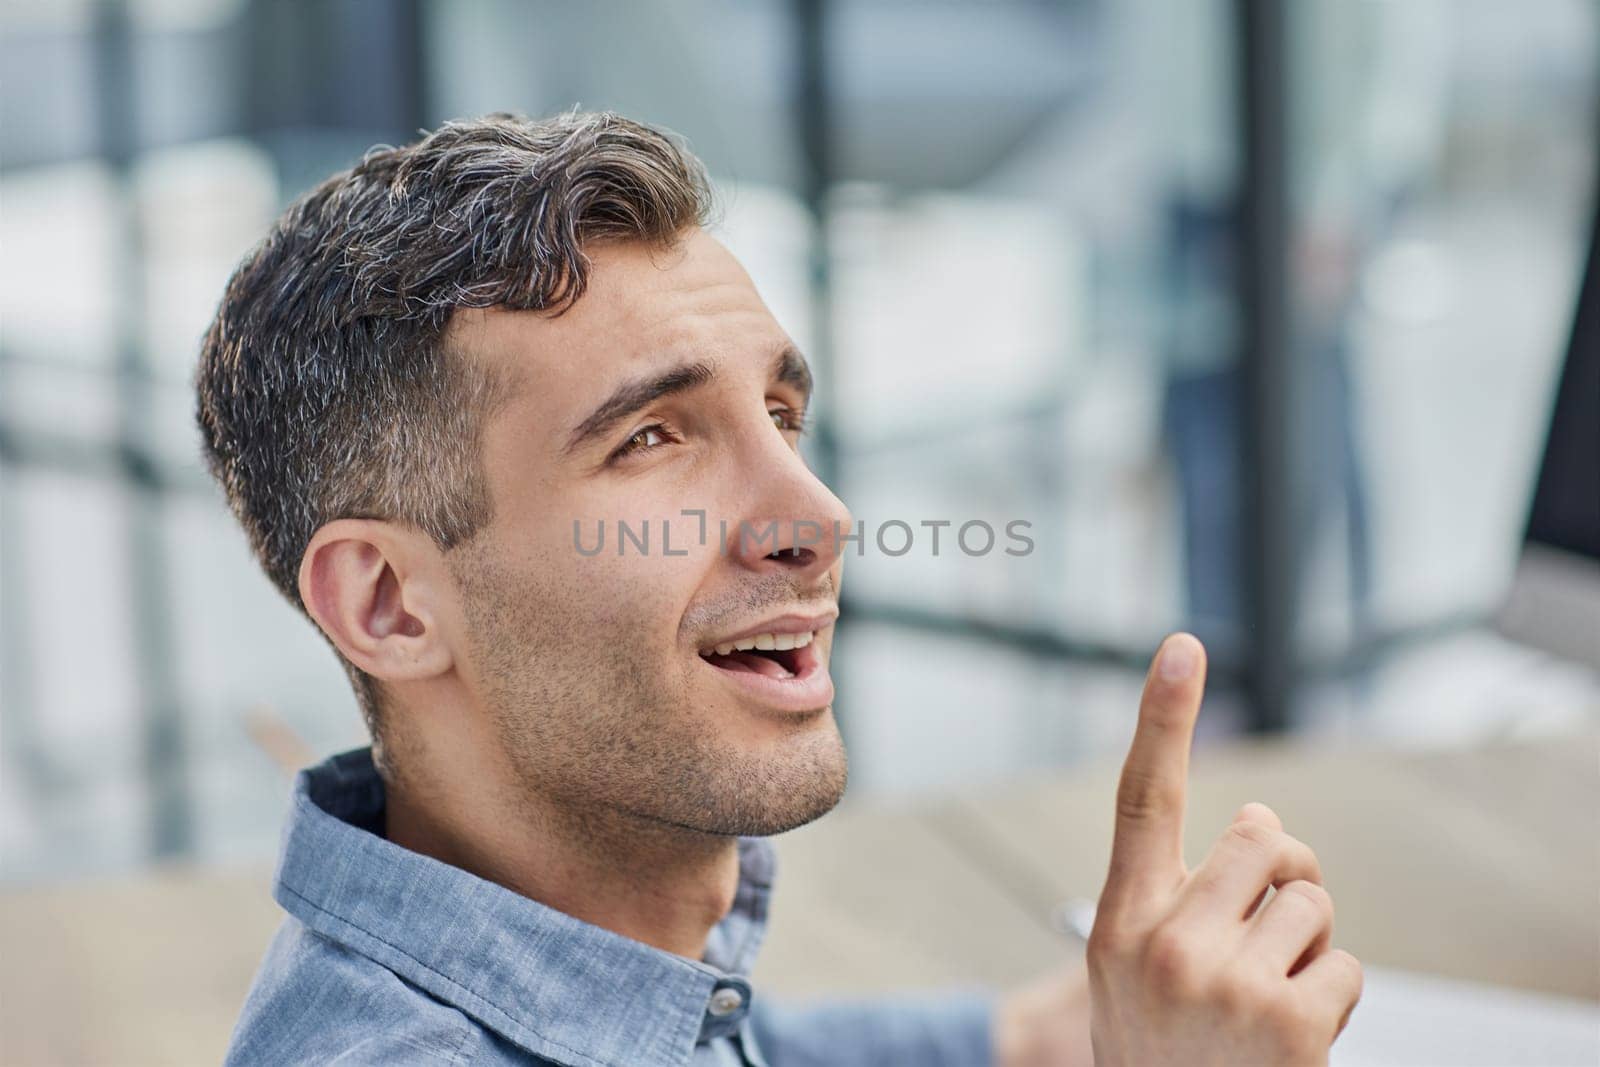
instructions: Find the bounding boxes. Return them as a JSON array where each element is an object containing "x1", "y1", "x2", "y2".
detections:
[{"x1": 298, "y1": 519, "x2": 454, "y2": 684}]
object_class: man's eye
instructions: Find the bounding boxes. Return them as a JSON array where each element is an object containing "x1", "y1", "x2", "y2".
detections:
[
  {"x1": 612, "y1": 424, "x2": 674, "y2": 460},
  {"x1": 770, "y1": 407, "x2": 809, "y2": 434}
]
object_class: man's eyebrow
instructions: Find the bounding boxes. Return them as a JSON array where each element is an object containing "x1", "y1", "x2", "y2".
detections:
[
  {"x1": 564, "y1": 360, "x2": 717, "y2": 455},
  {"x1": 774, "y1": 344, "x2": 813, "y2": 400}
]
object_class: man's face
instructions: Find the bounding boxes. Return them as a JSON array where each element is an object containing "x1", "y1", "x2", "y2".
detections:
[{"x1": 440, "y1": 229, "x2": 853, "y2": 838}]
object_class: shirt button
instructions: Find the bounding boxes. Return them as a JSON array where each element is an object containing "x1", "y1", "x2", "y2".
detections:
[{"x1": 708, "y1": 987, "x2": 744, "y2": 1017}]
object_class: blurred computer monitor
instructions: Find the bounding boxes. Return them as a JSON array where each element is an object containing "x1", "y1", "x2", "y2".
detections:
[{"x1": 1497, "y1": 204, "x2": 1600, "y2": 669}]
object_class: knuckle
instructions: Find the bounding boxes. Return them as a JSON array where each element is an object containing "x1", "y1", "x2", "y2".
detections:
[
  {"x1": 1289, "y1": 837, "x2": 1325, "y2": 881},
  {"x1": 1279, "y1": 879, "x2": 1334, "y2": 918},
  {"x1": 1333, "y1": 948, "x2": 1365, "y2": 994},
  {"x1": 1224, "y1": 819, "x2": 1277, "y2": 851},
  {"x1": 1308, "y1": 951, "x2": 1365, "y2": 1041},
  {"x1": 1229, "y1": 822, "x2": 1324, "y2": 882},
  {"x1": 1142, "y1": 925, "x2": 1205, "y2": 997},
  {"x1": 1140, "y1": 695, "x2": 1189, "y2": 732},
  {"x1": 1235, "y1": 800, "x2": 1280, "y2": 826},
  {"x1": 1252, "y1": 801, "x2": 1281, "y2": 824},
  {"x1": 1086, "y1": 908, "x2": 1147, "y2": 967},
  {"x1": 1213, "y1": 969, "x2": 1264, "y2": 1017},
  {"x1": 1086, "y1": 920, "x2": 1129, "y2": 964},
  {"x1": 1116, "y1": 769, "x2": 1179, "y2": 824}
]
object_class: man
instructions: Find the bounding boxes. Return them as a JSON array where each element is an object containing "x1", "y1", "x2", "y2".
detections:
[{"x1": 200, "y1": 111, "x2": 1361, "y2": 1065}]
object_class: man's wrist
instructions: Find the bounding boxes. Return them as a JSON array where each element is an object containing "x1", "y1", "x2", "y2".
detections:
[{"x1": 993, "y1": 962, "x2": 1095, "y2": 1067}]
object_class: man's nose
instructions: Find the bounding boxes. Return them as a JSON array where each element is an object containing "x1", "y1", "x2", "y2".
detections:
[{"x1": 727, "y1": 434, "x2": 853, "y2": 579}]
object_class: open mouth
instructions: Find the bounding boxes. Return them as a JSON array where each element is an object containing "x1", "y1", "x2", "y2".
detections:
[{"x1": 698, "y1": 630, "x2": 817, "y2": 680}]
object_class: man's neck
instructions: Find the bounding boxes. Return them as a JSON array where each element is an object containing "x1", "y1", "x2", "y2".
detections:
[{"x1": 382, "y1": 749, "x2": 741, "y2": 962}]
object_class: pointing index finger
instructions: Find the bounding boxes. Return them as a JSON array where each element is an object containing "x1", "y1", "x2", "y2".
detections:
[{"x1": 1103, "y1": 632, "x2": 1207, "y2": 904}]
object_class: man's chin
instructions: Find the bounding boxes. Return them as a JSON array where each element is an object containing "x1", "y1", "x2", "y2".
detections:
[
  {"x1": 708, "y1": 787, "x2": 844, "y2": 838},
  {"x1": 681, "y1": 730, "x2": 849, "y2": 838}
]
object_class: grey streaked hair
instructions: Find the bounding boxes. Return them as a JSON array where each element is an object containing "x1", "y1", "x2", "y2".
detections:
[{"x1": 195, "y1": 111, "x2": 714, "y2": 745}]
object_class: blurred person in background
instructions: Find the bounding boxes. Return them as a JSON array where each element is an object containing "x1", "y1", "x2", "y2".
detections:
[{"x1": 197, "y1": 110, "x2": 1360, "y2": 1066}]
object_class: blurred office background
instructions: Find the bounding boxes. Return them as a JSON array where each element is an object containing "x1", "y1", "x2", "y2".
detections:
[{"x1": 2, "y1": 0, "x2": 1596, "y2": 887}]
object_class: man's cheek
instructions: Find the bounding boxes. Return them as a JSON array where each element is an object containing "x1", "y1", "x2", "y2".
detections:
[{"x1": 583, "y1": 552, "x2": 698, "y2": 635}]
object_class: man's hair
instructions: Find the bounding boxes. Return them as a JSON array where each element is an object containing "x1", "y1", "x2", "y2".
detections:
[{"x1": 195, "y1": 111, "x2": 714, "y2": 744}]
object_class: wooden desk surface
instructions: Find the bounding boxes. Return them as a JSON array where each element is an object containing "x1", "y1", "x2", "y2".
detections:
[
  {"x1": 4, "y1": 731, "x2": 1596, "y2": 1065},
  {"x1": 757, "y1": 730, "x2": 1600, "y2": 1003}
]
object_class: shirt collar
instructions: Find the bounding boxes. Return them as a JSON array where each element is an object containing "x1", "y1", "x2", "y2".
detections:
[{"x1": 273, "y1": 747, "x2": 775, "y2": 1067}]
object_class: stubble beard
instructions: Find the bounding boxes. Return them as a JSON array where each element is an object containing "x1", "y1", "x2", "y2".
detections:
[{"x1": 450, "y1": 548, "x2": 849, "y2": 843}]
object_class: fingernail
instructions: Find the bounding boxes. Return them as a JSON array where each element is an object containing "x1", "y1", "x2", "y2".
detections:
[{"x1": 1158, "y1": 635, "x2": 1197, "y2": 681}]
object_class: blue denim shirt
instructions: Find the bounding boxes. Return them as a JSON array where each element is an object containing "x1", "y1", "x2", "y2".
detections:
[{"x1": 225, "y1": 748, "x2": 995, "y2": 1066}]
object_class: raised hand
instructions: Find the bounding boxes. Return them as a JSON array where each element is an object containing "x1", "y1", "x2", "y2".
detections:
[{"x1": 1084, "y1": 633, "x2": 1362, "y2": 1066}]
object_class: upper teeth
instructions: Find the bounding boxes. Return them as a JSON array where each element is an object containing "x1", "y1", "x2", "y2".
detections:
[{"x1": 704, "y1": 631, "x2": 814, "y2": 656}]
